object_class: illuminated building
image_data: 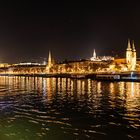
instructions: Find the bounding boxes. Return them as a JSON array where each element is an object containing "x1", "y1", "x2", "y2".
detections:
[
  {"x1": 0, "y1": 63, "x2": 9, "y2": 68},
  {"x1": 90, "y1": 49, "x2": 114, "y2": 61},
  {"x1": 18, "y1": 62, "x2": 41, "y2": 66},
  {"x1": 47, "y1": 51, "x2": 53, "y2": 68},
  {"x1": 126, "y1": 39, "x2": 136, "y2": 70},
  {"x1": 0, "y1": 40, "x2": 139, "y2": 75},
  {"x1": 90, "y1": 49, "x2": 97, "y2": 61},
  {"x1": 46, "y1": 51, "x2": 54, "y2": 73}
]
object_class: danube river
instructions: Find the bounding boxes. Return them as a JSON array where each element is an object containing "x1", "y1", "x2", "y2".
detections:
[{"x1": 0, "y1": 76, "x2": 140, "y2": 140}]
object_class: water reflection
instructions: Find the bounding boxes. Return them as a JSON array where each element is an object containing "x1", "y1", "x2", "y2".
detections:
[{"x1": 0, "y1": 76, "x2": 140, "y2": 139}]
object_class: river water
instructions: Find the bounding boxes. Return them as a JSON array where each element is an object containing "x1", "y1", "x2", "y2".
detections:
[{"x1": 0, "y1": 76, "x2": 140, "y2": 140}]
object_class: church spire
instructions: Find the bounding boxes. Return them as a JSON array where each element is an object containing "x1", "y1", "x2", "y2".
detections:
[
  {"x1": 48, "y1": 51, "x2": 52, "y2": 68},
  {"x1": 132, "y1": 40, "x2": 136, "y2": 52},
  {"x1": 127, "y1": 39, "x2": 132, "y2": 51},
  {"x1": 126, "y1": 39, "x2": 137, "y2": 70},
  {"x1": 93, "y1": 49, "x2": 96, "y2": 59}
]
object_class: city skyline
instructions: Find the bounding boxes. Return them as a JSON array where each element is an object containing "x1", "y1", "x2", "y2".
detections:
[
  {"x1": 0, "y1": 38, "x2": 137, "y2": 64},
  {"x1": 0, "y1": 1, "x2": 140, "y2": 139},
  {"x1": 0, "y1": 1, "x2": 140, "y2": 63}
]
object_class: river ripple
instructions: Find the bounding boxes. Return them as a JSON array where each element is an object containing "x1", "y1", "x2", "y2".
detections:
[{"x1": 0, "y1": 76, "x2": 140, "y2": 140}]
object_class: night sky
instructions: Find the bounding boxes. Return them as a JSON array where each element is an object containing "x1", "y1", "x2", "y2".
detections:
[{"x1": 0, "y1": 1, "x2": 140, "y2": 63}]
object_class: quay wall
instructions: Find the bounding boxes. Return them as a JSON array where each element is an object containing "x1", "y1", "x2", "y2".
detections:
[{"x1": 0, "y1": 72, "x2": 140, "y2": 82}]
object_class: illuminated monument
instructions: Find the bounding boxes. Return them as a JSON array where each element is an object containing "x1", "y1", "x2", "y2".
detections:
[{"x1": 126, "y1": 39, "x2": 136, "y2": 70}]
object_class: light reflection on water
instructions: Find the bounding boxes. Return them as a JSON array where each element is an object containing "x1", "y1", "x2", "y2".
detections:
[{"x1": 0, "y1": 76, "x2": 140, "y2": 140}]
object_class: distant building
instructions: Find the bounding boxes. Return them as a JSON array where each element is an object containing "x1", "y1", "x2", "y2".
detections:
[
  {"x1": 47, "y1": 51, "x2": 53, "y2": 68},
  {"x1": 111, "y1": 39, "x2": 137, "y2": 71},
  {"x1": 90, "y1": 49, "x2": 114, "y2": 61},
  {"x1": 0, "y1": 63, "x2": 9, "y2": 68},
  {"x1": 42, "y1": 58, "x2": 47, "y2": 65},
  {"x1": 17, "y1": 62, "x2": 41, "y2": 66},
  {"x1": 126, "y1": 39, "x2": 136, "y2": 70},
  {"x1": 90, "y1": 49, "x2": 97, "y2": 61},
  {"x1": 46, "y1": 51, "x2": 55, "y2": 73}
]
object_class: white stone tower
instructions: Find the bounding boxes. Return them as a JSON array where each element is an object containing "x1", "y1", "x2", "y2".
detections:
[
  {"x1": 90, "y1": 49, "x2": 97, "y2": 61},
  {"x1": 126, "y1": 39, "x2": 137, "y2": 70},
  {"x1": 93, "y1": 49, "x2": 96, "y2": 59},
  {"x1": 131, "y1": 41, "x2": 136, "y2": 70},
  {"x1": 126, "y1": 39, "x2": 132, "y2": 64}
]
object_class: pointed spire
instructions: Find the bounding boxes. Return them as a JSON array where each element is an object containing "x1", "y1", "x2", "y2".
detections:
[
  {"x1": 132, "y1": 40, "x2": 136, "y2": 52},
  {"x1": 48, "y1": 51, "x2": 52, "y2": 67},
  {"x1": 93, "y1": 49, "x2": 96, "y2": 59},
  {"x1": 48, "y1": 51, "x2": 51, "y2": 62},
  {"x1": 127, "y1": 39, "x2": 132, "y2": 51}
]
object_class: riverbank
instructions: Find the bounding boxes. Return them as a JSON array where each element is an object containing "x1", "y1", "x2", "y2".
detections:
[{"x1": 0, "y1": 72, "x2": 140, "y2": 82}]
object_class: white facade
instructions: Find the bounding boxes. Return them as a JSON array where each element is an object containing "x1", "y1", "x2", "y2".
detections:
[
  {"x1": 126, "y1": 39, "x2": 137, "y2": 70},
  {"x1": 90, "y1": 49, "x2": 114, "y2": 61}
]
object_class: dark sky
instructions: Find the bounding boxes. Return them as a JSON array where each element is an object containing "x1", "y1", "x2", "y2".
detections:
[{"x1": 0, "y1": 1, "x2": 140, "y2": 63}]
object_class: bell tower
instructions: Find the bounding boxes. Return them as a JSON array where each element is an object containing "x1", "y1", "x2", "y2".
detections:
[
  {"x1": 126, "y1": 39, "x2": 137, "y2": 70},
  {"x1": 131, "y1": 41, "x2": 136, "y2": 70},
  {"x1": 126, "y1": 39, "x2": 132, "y2": 64}
]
